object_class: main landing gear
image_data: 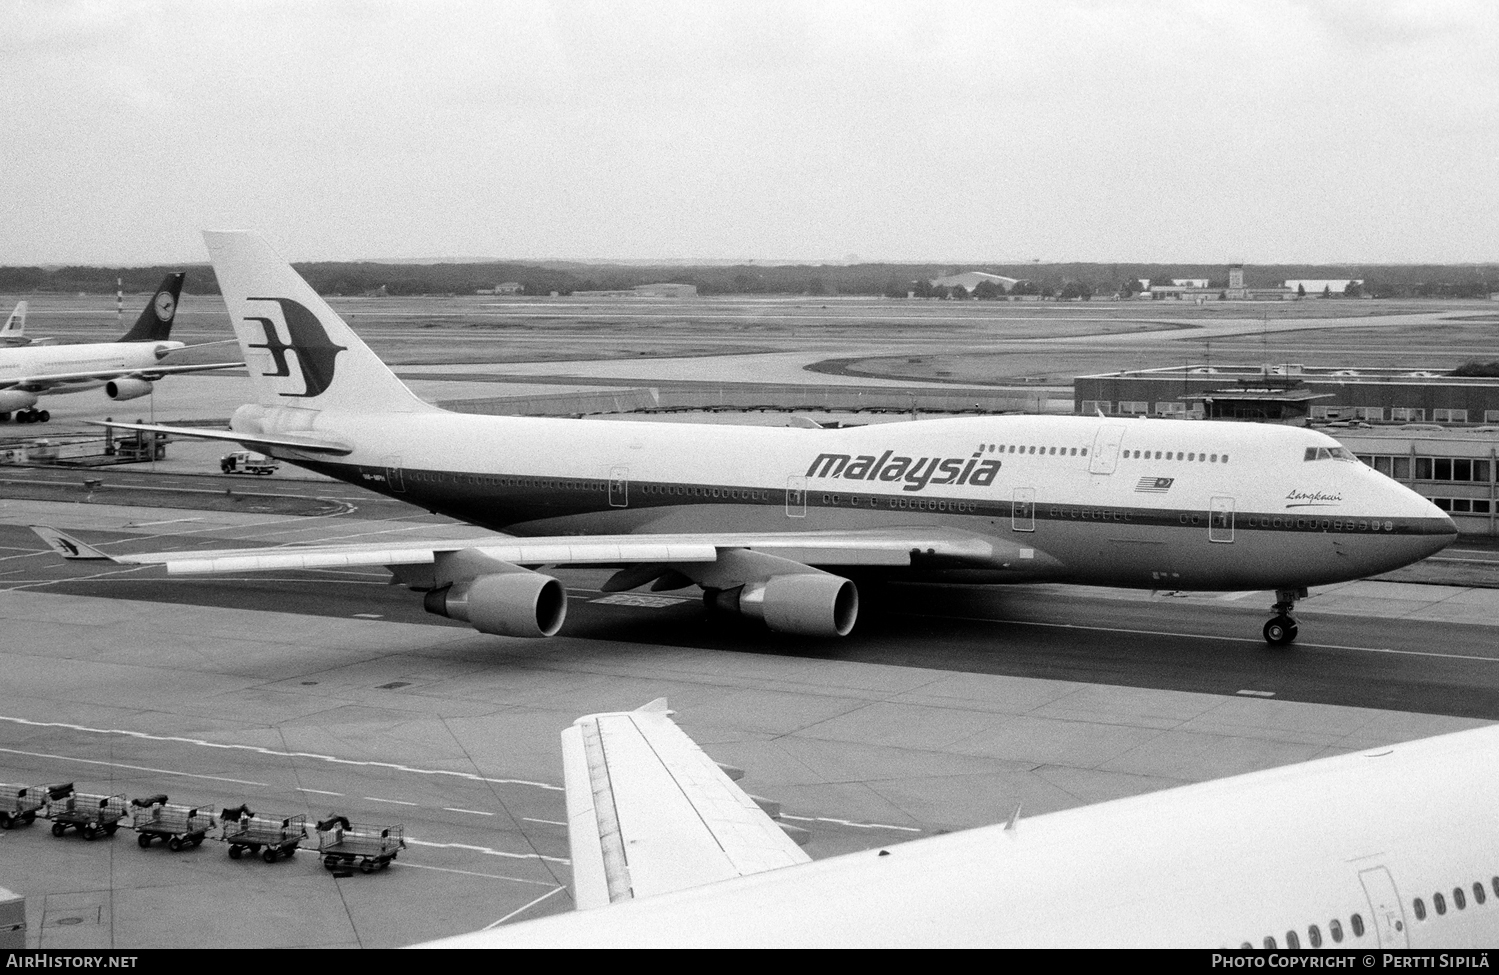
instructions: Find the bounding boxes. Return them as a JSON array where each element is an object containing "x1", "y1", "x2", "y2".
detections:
[
  {"x1": 1263, "y1": 587, "x2": 1307, "y2": 647},
  {"x1": 1, "y1": 409, "x2": 49, "y2": 424}
]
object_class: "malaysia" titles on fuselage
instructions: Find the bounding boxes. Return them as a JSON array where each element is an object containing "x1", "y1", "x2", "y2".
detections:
[{"x1": 806, "y1": 449, "x2": 1002, "y2": 492}]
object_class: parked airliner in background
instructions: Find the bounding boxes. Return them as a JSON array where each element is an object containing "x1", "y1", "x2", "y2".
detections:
[
  {"x1": 416, "y1": 702, "x2": 1499, "y2": 948},
  {"x1": 0, "y1": 301, "x2": 43, "y2": 346},
  {"x1": 37, "y1": 231, "x2": 1455, "y2": 645},
  {"x1": 0, "y1": 273, "x2": 241, "y2": 424}
]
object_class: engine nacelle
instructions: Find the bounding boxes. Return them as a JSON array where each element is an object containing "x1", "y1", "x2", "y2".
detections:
[
  {"x1": 0, "y1": 390, "x2": 39, "y2": 412},
  {"x1": 423, "y1": 570, "x2": 567, "y2": 638},
  {"x1": 708, "y1": 573, "x2": 858, "y2": 637},
  {"x1": 105, "y1": 378, "x2": 153, "y2": 401}
]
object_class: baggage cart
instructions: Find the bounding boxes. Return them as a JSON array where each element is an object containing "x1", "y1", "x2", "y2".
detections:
[
  {"x1": 130, "y1": 794, "x2": 213, "y2": 851},
  {"x1": 315, "y1": 816, "x2": 406, "y2": 874},
  {"x1": 48, "y1": 786, "x2": 128, "y2": 840},
  {"x1": 219, "y1": 805, "x2": 305, "y2": 863},
  {"x1": 0, "y1": 782, "x2": 48, "y2": 829}
]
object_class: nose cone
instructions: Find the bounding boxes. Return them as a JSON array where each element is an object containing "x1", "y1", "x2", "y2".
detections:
[{"x1": 1397, "y1": 487, "x2": 1459, "y2": 561}]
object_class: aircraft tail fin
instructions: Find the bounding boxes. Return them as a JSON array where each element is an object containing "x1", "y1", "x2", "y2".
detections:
[
  {"x1": 1, "y1": 301, "x2": 26, "y2": 338},
  {"x1": 119, "y1": 273, "x2": 185, "y2": 342},
  {"x1": 203, "y1": 231, "x2": 437, "y2": 414},
  {"x1": 30, "y1": 527, "x2": 115, "y2": 561}
]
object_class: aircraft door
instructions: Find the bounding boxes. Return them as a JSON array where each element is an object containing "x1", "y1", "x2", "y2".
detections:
[
  {"x1": 382, "y1": 455, "x2": 406, "y2": 494},
  {"x1": 1012, "y1": 487, "x2": 1035, "y2": 532},
  {"x1": 1089, "y1": 425, "x2": 1126, "y2": 475},
  {"x1": 609, "y1": 466, "x2": 628, "y2": 508},
  {"x1": 1209, "y1": 496, "x2": 1235, "y2": 543},
  {"x1": 1359, "y1": 867, "x2": 1409, "y2": 947},
  {"x1": 785, "y1": 476, "x2": 807, "y2": 518}
]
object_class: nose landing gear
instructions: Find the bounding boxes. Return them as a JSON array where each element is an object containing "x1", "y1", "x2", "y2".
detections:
[{"x1": 1263, "y1": 587, "x2": 1307, "y2": 646}]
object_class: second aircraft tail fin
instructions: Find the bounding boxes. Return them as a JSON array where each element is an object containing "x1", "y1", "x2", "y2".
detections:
[
  {"x1": 1, "y1": 300, "x2": 26, "y2": 339},
  {"x1": 203, "y1": 231, "x2": 437, "y2": 414},
  {"x1": 119, "y1": 273, "x2": 185, "y2": 342}
]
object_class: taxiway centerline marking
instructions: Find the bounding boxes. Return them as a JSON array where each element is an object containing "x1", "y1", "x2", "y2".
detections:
[
  {"x1": 485, "y1": 886, "x2": 570, "y2": 928},
  {"x1": 400, "y1": 863, "x2": 562, "y2": 887},
  {"x1": 404, "y1": 837, "x2": 569, "y2": 864},
  {"x1": 0, "y1": 746, "x2": 269, "y2": 787},
  {"x1": 779, "y1": 813, "x2": 921, "y2": 832},
  {"x1": 449, "y1": 808, "x2": 497, "y2": 817},
  {"x1": 0, "y1": 715, "x2": 563, "y2": 792},
  {"x1": 364, "y1": 796, "x2": 419, "y2": 806}
]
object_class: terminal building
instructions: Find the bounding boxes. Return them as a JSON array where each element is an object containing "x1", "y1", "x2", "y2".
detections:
[{"x1": 1075, "y1": 363, "x2": 1499, "y2": 535}]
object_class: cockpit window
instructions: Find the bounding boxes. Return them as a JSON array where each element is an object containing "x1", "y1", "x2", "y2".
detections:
[{"x1": 1305, "y1": 446, "x2": 1358, "y2": 462}]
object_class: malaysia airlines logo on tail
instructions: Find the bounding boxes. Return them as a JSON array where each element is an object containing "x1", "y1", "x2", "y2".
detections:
[{"x1": 244, "y1": 296, "x2": 349, "y2": 398}]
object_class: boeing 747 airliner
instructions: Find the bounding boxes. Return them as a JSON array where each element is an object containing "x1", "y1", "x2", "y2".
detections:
[{"x1": 36, "y1": 231, "x2": 1456, "y2": 645}]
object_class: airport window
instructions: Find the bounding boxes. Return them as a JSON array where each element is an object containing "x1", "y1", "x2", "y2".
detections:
[
  {"x1": 1435, "y1": 892, "x2": 1447, "y2": 915},
  {"x1": 1390, "y1": 408, "x2": 1426, "y2": 422},
  {"x1": 1416, "y1": 457, "x2": 1491, "y2": 482},
  {"x1": 1415, "y1": 898, "x2": 1427, "y2": 920},
  {"x1": 1353, "y1": 407, "x2": 1385, "y2": 422},
  {"x1": 1361, "y1": 454, "x2": 1414, "y2": 480},
  {"x1": 1488, "y1": 411, "x2": 1499, "y2": 424},
  {"x1": 1434, "y1": 498, "x2": 1493, "y2": 514},
  {"x1": 1157, "y1": 402, "x2": 1186, "y2": 415},
  {"x1": 1119, "y1": 401, "x2": 1149, "y2": 415},
  {"x1": 1308, "y1": 924, "x2": 1322, "y2": 948},
  {"x1": 1080, "y1": 400, "x2": 1110, "y2": 414},
  {"x1": 1455, "y1": 887, "x2": 1466, "y2": 910},
  {"x1": 1330, "y1": 919, "x2": 1343, "y2": 943},
  {"x1": 1433, "y1": 409, "x2": 1469, "y2": 423}
]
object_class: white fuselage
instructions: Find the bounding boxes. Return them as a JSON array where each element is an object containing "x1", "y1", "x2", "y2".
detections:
[
  {"x1": 247, "y1": 406, "x2": 1454, "y2": 592},
  {"x1": 0, "y1": 340, "x2": 182, "y2": 393},
  {"x1": 429, "y1": 724, "x2": 1499, "y2": 948}
]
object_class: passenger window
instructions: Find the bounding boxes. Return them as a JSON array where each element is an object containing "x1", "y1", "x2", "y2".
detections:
[
  {"x1": 1070, "y1": 448, "x2": 1077, "y2": 455},
  {"x1": 1211, "y1": 454, "x2": 1218, "y2": 462},
  {"x1": 1286, "y1": 930, "x2": 1300, "y2": 948},
  {"x1": 1352, "y1": 914, "x2": 1365, "y2": 937},
  {"x1": 1222, "y1": 454, "x2": 1229, "y2": 463},
  {"x1": 1330, "y1": 919, "x2": 1343, "y2": 943},
  {"x1": 1309, "y1": 925, "x2": 1322, "y2": 948},
  {"x1": 1415, "y1": 898, "x2": 1427, "y2": 920},
  {"x1": 1435, "y1": 893, "x2": 1447, "y2": 915},
  {"x1": 1188, "y1": 453, "x2": 1195, "y2": 461},
  {"x1": 1455, "y1": 887, "x2": 1466, "y2": 910}
]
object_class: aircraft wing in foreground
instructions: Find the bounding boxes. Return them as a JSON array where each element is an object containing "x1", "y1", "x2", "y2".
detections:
[{"x1": 416, "y1": 707, "x2": 1499, "y2": 948}]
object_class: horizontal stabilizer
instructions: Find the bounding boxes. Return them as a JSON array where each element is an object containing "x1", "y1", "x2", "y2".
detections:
[
  {"x1": 563, "y1": 700, "x2": 811, "y2": 910},
  {"x1": 31, "y1": 527, "x2": 114, "y2": 561},
  {"x1": 88, "y1": 420, "x2": 353, "y2": 456}
]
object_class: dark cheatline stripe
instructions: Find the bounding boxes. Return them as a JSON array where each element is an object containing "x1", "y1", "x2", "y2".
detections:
[{"x1": 299, "y1": 461, "x2": 1453, "y2": 539}]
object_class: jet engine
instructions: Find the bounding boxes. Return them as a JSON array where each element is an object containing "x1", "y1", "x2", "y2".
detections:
[
  {"x1": 0, "y1": 390, "x2": 39, "y2": 412},
  {"x1": 706, "y1": 573, "x2": 858, "y2": 637},
  {"x1": 423, "y1": 569, "x2": 567, "y2": 638},
  {"x1": 105, "y1": 378, "x2": 153, "y2": 401}
]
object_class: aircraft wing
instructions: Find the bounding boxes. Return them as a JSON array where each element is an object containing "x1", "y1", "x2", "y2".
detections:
[
  {"x1": 0, "y1": 361, "x2": 243, "y2": 392},
  {"x1": 563, "y1": 700, "x2": 811, "y2": 910},
  {"x1": 31, "y1": 525, "x2": 1000, "y2": 574}
]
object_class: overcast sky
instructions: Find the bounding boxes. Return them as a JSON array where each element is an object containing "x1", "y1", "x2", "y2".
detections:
[{"x1": 2, "y1": 0, "x2": 1496, "y2": 265}]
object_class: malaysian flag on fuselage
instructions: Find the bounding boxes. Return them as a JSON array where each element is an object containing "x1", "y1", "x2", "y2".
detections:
[{"x1": 1136, "y1": 476, "x2": 1174, "y2": 493}]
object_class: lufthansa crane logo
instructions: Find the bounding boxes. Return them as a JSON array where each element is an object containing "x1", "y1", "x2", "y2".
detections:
[
  {"x1": 153, "y1": 291, "x2": 176, "y2": 322},
  {"x1": 243, "y1": 297, "x2": 348, "y2": 398}
]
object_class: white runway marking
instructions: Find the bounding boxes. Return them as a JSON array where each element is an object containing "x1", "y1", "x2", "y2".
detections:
[
  {"x1": 0, "y1": 715, "x2": 563, "y2": 792},
  {"x1": 1236, "y1": 689, "x2": 1276, "y2": 698},
  {"x1": 779, "y1": 813, "x2": 921, "y2": 832},
  {"x1": 0, "y1": 746, "x2": 268, "y2": 787},
  {"x1": 364, "y1": 796, "x2": 419, "y2": 806},
  {"x1": 129, "y1": 518, "x2": 202, "y2": 527},
  {"x1": 405, "y1": 837, "x2": 569, "y2": 865},
  {"x1": 1216, "y1": 591, "x2": 1260, "y2": 601},
  {"x1": 401, "y1": 863, "x2": 561, "y2": 887},
  {"x1": 297, "y1": 787, "x2": 344, "y2": 796},
  {"x1": 484, "y1": 886, "x2": 569, "y2": 927},
  {"x1": 522, "y1": 817, "x2": 565, "y2": 826},
  {"x1": 449, "y1": 808, "x2": 497, "y2": 817}
]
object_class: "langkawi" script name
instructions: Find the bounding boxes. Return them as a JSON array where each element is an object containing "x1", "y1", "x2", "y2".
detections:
[{"x1": 806, "y1": 450, "x2": 1001, "y2": 492}]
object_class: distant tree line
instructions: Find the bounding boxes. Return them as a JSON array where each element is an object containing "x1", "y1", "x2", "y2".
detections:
[{"x1": 1, "y1": 260, "x2": 1495, "y2": 300}]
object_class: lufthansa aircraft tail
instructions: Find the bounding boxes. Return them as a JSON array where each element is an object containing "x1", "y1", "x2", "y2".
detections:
[
  {"x1": 119, "y1": 273, "x2": 186, "y2": 342},
  {"x1": 203, "y1": 231, "x2": 437, "y2": 414}
]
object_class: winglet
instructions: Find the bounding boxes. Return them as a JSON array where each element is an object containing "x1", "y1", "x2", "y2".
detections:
[
  {"x1": 636, "y1": 697, "x2": 672, "y2": 715},
  {"x1": 31, "y1": 527, "x2": 114, "y2": 561}
]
